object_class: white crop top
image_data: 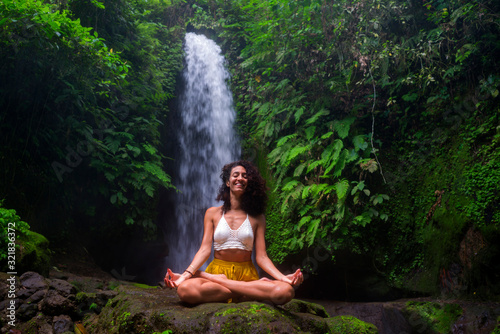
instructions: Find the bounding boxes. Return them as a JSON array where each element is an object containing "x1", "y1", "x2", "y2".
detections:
[{"x1": 213, "y1": 213, "x2": 254, "y2": 252}]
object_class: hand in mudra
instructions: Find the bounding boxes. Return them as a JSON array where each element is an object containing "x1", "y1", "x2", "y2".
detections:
[
  {"x1": 281, "y1": 269, "x2": 304, "y2": 287},
  {"x1": 164, "y1": 268, "x2": 185, "y2": 289}
]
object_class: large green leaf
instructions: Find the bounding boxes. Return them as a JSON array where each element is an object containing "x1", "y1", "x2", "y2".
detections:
[{"x1": 333, "y1": 117, "x2": 355, "y2": 139}]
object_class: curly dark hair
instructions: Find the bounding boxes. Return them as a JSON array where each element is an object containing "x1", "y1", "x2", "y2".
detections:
[{"x1": 216, "y1": 160, "x2": 268, "y2": 216}]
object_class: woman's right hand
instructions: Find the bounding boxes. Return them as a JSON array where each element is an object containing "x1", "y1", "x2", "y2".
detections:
[
  {"x1": 164, "y1": 268, "x2": 189, "y2": 288},
  {"x1": 281, "y1": 268, "x2": 304, "y2": 288}
]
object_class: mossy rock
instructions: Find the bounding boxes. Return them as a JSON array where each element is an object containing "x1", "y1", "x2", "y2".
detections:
[
  {"x1": 280, "y1": 298, "x2": 329, "y2": 318},
  {"x1": 89, "y1": 284, "x2": 378, "y2": 333},
  {"x1": 492, "y1": 316, "x2": 500, "y2": 334},
  {"x1": 398, "y1": 267, "x2": 439, "y2": 296},
  {"x1": 16, "y1": 230, "x2": 51, "y2": 277},
  {"x1": 403, "y1": 301, "x2": 463, "y2": 334},
  {"x1": 326, "y1": 315, "x2": 378, "y2": 334}
]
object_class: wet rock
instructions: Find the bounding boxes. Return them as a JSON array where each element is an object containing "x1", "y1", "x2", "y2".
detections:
[
  {"x1": 0, "y1": 298, "x2": 21, "y2": 311},
  {"x1": 17, "y1": 302, "x2": 38, "y2": 320},
  {"x1": 50, "y1": 279, "x2": 76, "y2": 297},
  {"x1": 97, "y1": 290, "x2": 118, "y2": 300},
  {"x1": 326, "y1": 315, "x2": 378, "y2": 333},
  {"x1": 20, "y1": 271, "x2": 48, "y2": 290},
  {"x1": 19, "y1": 313, "x2": 54, "y2": 334},
  {"x1": 53, "y1": 315, "x2": 73, "y2": 334},
  {"x1": 380, "y1": 304, "x2": 413, "y2": 334},
  {"x1": 16, "y1": 231, "x2": 51, "y2": 277},
  {"x1": 27, "y1": 288, "x2": 48, "y2": 303},
  {"x1": 0, "y1": 300, "x2": 7, "y2": 311},
  {"x1": 38, "y1": 321, "x2": 54, "y2": 334},
  {"x1": 16, "y1": 288, "x2": 37, "y2": 299},
  {"x1": 40, "y1": 290, "x2": 75, "y2": 316},
  {"x1": 0, "y1": 280, "x2": 8, "y2": 301},
  {"x1": 281, "y1": 298, "x2": 329, "y2": 317},
  {"x1": 75, "y1": 289, "x2": 118, "y2": 315}
]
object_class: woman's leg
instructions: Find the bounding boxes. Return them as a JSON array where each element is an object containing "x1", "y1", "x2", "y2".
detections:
[
  {"x1": 199, "y1": 272, "x2": 294, "y2": 305},
  {"x1": 176, "y1": 277, "x2": 233, "y2": 304}
]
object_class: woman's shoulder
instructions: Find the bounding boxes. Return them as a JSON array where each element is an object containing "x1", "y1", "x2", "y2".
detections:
[
  {"x1": 205, "y1": 206, "x2": 223, "y2": 217},
  {"x1": 249, "y1": 213, "x2": 266, "y2": 225},
  {"x1": 204, "y1": 206, "x2": 222, "y2": 226}
]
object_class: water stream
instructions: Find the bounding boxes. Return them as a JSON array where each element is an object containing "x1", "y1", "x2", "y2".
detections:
[{"x1": 165, "y1": 32, "x2": 240, "y2": 273}]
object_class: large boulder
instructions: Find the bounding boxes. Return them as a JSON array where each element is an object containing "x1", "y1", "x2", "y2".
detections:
[
  {"x1": 87, "y1": 284, "x2": 378, "y2": 333},
  {"x1": 16, "y1": 230, "x2": 51, "y2": 277}
]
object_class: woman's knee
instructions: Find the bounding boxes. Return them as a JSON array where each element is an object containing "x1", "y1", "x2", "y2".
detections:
[
  {"x1": 177, "y1": 280, "x2": 199, "y2": 304},
  {"x1": 270, "y1": 282, "x2": 295, "y2": 305}
]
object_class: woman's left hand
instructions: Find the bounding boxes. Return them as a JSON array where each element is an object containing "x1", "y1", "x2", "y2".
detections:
[{"x1": 281, "y1": 269, "x2": 304, "y2": 287}]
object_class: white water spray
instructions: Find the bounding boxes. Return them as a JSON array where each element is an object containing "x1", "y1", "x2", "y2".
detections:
[{"x1": 165, "y1": 33, "x2": 240, "y2": 272}]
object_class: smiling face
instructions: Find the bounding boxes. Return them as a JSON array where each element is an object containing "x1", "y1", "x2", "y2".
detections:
[{"x1": 226, "y1": 165, "x2": 248, "y2": 195}]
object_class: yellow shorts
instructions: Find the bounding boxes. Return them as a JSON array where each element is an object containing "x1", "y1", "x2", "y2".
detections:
[{"x1": 205, "y1": 258, "x2": 259, "y2": 281}]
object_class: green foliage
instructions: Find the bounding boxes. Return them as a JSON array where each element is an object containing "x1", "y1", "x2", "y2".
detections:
[
  {"x1": 265, "y1": 200, "x2": 290, "y2": 264},
  {"x1": 206, "y1": 0, "x2": 395, "y2": 257},
  {"x1": 0, "y1": 0, "x2": 185, "y2": 242},
  {"x1": 1, "y1": 0, "x2": 499, "y2": 298},
  {"x1": 0, "y1": 201, "x2": 51, "y2": 275},
  {"x1": 404, "y1": 302, "x2": 463, "y2": 333},
  {"x1": 0, "y1": 201, "x2": 31, "y2": 264},
  {"x1": 459, "y1": 144, "x2": 500, "y2": 226},
  {"x1": 199, "y1": 0, "x2": 500, "y2": 296}
]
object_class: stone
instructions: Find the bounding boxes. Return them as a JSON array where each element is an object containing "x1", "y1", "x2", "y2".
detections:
[
  {"x1": 53, "y1": 315, "x2": 73, "y2": 334},
  {"x1": 40, "y1": 290, "x2": 76, "y2": 316},
  {"x1": 75, "y1": 290, "x2": 117, "y2": 317},
  {"x1": 16, "y1": 288, "x2": 36, "y2": 299},
  {"x1": 50, "y1": 279, "x2": 76, "y2": 297},
  {"x1": 20, "y1": 271, "x2": 49, "y2": 290},
  {"x1": 27, "y1": 288, "x2": 48, "y2": 303},
  {"x1": 17, "y1": 302, "x2": 38, "y2": 320},
  {"x1": 0, "y1": 300, "x2": 7, "y2": 311},
  {"x1": 280, "y1": 298, "x2": 329, "y2": 317},
  {"x1": 16, "y1": 231, "x2": 51, "y2": 277},
  {"x1": 20, "y1": 313, "x2": 53, "y2": 334},
  {"x1": 0, "y1": 276, "x2": 8, "y2": 300},
  {"x1": 380, "y1": 304, "x2": 413, "y2": 334},
  {"x1": 326, "y1": 315, "x2": 379, "y2": 333},
  {"x1": 38, "y1": 322, "x2": 54, "y2": 334}
]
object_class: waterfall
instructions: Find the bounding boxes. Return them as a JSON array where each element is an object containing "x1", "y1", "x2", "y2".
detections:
[{"x1": 165, "y1": 33, "x2": 240, "y2": 273}]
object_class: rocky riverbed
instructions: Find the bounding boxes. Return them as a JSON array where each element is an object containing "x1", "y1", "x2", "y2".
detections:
[
  {"x1": 1, "y1": 261, "x2": 499, "y2": 333},
  {"x1": 0, "y1": 270, "x2": 378, "y2": 333}
]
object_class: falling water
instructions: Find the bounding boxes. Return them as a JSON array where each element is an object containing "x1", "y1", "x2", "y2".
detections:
[{"x1": 165, "y1": 33, "x2": 240, "y2": 272}]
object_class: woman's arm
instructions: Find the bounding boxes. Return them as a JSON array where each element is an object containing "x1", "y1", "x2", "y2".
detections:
[
  {"x1": 165, "y1": 207, "x2": 217, "y2": 287},
  {"x1": 254, "y1": 214, "x2": 303, "y2": 286},
  {"x1": 185, "y1": 206, "x2": 217, "y2": 272}
]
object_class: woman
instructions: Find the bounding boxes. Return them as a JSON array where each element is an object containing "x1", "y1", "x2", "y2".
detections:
[{"x1": 164, "y1": 160, "x2": 303, "y2": 305}]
